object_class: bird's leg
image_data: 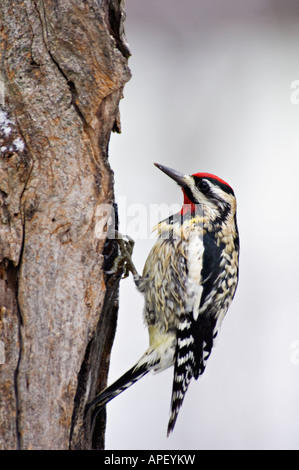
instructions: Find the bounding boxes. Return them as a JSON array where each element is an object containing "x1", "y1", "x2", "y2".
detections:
[{"x1": 108, "y1": 231, "x2": 141, "y2": 284}]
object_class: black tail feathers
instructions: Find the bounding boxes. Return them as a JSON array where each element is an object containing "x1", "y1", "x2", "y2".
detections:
[{"x1": 85, "y1": 362, "x2": 149, "y2": 427}]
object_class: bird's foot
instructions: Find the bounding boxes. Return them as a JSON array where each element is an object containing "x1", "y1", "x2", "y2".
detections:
[{"x1": 107, "y1": 231, "x2": 137, "y2": 279}]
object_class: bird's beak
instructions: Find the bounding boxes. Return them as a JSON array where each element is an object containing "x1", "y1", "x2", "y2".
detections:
[{"x1": 154, "y1": 163, "x2": 189, "y2": 190}]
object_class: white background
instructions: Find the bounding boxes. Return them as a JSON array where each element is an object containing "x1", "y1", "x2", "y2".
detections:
[{"x1": 106, "y1": 0, "x2": 299, "y2": 450}]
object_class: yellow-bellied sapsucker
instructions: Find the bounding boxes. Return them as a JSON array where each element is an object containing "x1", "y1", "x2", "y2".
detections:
[{"x1": 86, "y1": 163, "x2": 239, "y2": 435}]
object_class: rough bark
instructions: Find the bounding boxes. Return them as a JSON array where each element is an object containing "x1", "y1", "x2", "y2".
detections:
[{"x1": 0, "y1": 0, "x2": 131, "y2": 450}]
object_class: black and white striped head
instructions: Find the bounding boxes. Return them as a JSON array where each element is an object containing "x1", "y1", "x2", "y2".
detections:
[{"x1": 154, "y1": 163, "x2": 236, "y2": 223}]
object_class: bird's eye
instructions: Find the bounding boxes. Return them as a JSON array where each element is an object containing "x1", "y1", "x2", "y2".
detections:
[{"x1": 198, "y1": 180, "x2": 210, "y2": 192}]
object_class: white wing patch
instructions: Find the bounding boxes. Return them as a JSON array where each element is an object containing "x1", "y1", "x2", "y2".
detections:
[{"x1": 186, "y1": 232, "x2": 204, "y2": 321}]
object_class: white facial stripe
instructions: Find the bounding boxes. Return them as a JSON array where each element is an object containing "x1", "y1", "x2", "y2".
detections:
[
  {"x1": 191, "y1": 177, "x2": 232, "y2": 210},
  {"x1": 208, "y1": 183, "x2": 225, "y2": 198}
]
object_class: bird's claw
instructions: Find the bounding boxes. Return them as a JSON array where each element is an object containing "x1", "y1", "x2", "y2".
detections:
[{"x1": 107, "y1": 231, "x2": 136, "y2": 279}]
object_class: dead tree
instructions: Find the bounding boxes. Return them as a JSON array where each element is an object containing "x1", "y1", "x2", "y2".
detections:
[{"x1": 0, "y1": 0, "x2": 131, "y2": 450}]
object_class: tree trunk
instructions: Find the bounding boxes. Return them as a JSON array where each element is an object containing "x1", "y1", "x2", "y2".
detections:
[{"x1": 0, "y1": 0, "x2": 131, "y2": 450}]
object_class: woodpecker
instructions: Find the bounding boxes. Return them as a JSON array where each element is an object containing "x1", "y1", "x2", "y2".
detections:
[{"x1": 87, "y1": 163, "x2": 239, "y2": 435}]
